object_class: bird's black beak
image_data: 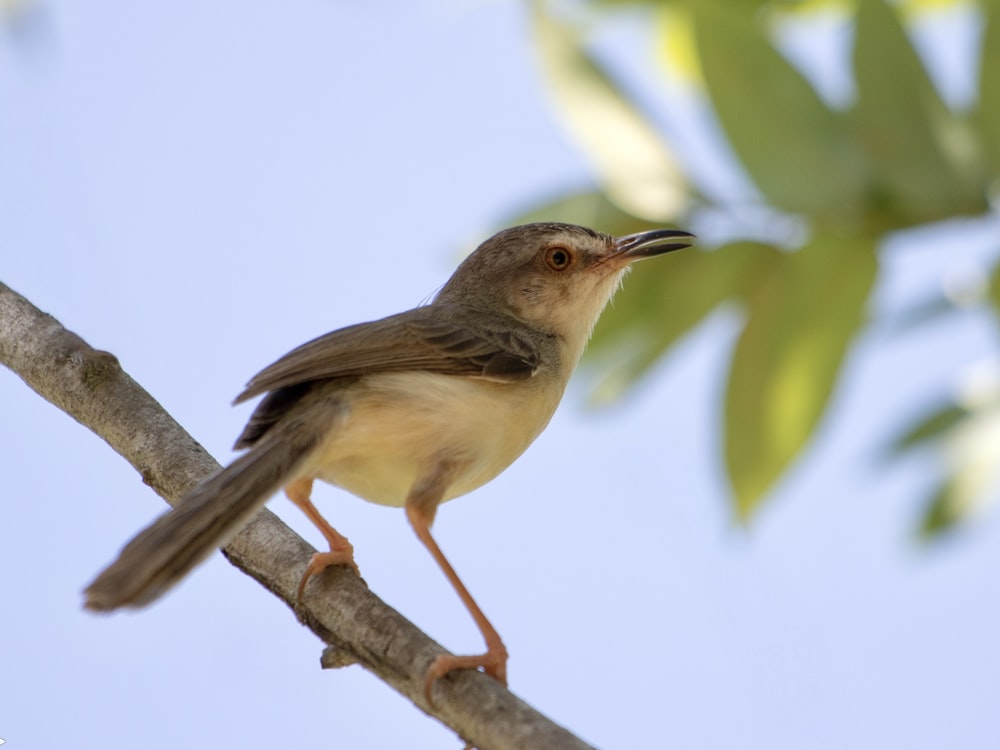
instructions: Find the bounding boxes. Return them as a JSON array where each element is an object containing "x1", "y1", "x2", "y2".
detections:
[{"x1": 614, "y1": 228, "x2": 696, "y2": 261}]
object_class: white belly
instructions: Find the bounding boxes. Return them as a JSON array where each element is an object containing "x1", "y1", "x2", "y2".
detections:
[{"x1": 300, "y1": 371, "x2": 564, "y2": 507}]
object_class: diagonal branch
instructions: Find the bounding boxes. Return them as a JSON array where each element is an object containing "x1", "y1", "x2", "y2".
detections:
[{"x1": 0, "y1": 281, "x2": 595, "y2": 750}]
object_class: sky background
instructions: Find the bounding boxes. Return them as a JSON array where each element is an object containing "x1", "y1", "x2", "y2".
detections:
[{"x1": 2, "y1": 1, "x2": 1000, "y2": 748}]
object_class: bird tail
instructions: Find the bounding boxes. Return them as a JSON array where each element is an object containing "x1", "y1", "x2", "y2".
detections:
[{"x1": 83, "y1": 416, "x2": 327, "y2": 612}]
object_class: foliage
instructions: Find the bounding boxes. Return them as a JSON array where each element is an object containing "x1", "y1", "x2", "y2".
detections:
[{"x1": 516, "y1": 0, "x2": 1000, "y2": 531}]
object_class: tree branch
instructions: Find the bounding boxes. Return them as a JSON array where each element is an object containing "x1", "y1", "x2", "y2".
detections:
[{"x1": 0, "y1": 281, "x2": 596, "y2": 750}]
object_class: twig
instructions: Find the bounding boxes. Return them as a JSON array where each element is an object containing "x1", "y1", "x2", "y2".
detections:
[{"x1": 0, "y1": 280, "x2": 596, "y2": 750}]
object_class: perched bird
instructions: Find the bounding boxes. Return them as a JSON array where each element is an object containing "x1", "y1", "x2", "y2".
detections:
[{"x1": 84, "y1": 222, "x2": 694, "y2": 699}]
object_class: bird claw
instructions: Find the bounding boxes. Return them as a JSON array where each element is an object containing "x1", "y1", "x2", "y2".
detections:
[
  {"x1": 423, "y1": 647, "x2": 509, "y2": 707},
  {"x1": 296, "y1": 549, "x2": 360, "y2": 601}
]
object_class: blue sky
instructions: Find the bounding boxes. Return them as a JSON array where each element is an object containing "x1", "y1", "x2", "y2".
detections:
[{"x1": 2, "y1": 1, "x2": 999, "y2": 748}]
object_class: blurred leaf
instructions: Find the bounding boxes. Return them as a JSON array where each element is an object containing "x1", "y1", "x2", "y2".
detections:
[
  {"x1": 689, "y1": 1, "x2": 866, "y2": 217},
  {"x1": 852, "y1": 0, "x2": 986, "y2": 225},
  {"x1": 986, "y1": 254, "x2": 1000, "y2": 324},
  {"x1": 524, "y1": 0, "x2": 996, "y2": 535},
  {"x1": 532, "y1": 5, "x2": 690, "y2": 221},
  {"x1": 725, "y1": 233, "x2": 878, "y2": 518},
  {"x1": 587, "y1": 241, "x2": 780, "y2": 403},
  {"x1": 977, "y1": 0, "x2": 1000, "y2": 176},
  {"x1": 581, "y1": 0, "x2": 666, "y2": 7},
  {"x1": 898, "y1": 0, "x2": 977, "y2": 13},
  {"x1": 919, "y1": 479, "x2": 967, "y2": 538},
  {"x1": 655, "y1": 4, "x2": 702, "y2": 86},
  {"x1": 889, "y1": 401, "x2": 970, "y2": 454},
  {"x1": 917, "y1": 400, "x2": 1000, "y2": 537},
  {"x1": 583, "y1": 0, "x2": 820, "y2": 9}
]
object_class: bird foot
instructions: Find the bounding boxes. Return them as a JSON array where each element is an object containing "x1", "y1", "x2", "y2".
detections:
[
  {"x1": 296, "y1": 548, "x2": 360, "y2": 601},
  {"x1": 423, "y1": 645, "x2": 509, "y2": 706}
]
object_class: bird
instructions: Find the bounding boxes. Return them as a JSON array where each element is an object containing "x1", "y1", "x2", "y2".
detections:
[{"x1": 84, "y1": 221, "x2": 695, "y2": 700}]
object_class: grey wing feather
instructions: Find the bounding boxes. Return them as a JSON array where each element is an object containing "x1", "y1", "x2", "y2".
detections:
[{"x1": 234, "y1": 305, "x2": 542, "y2": 404}]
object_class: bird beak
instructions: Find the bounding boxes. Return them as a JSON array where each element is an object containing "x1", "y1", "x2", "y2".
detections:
[{"x1": 613, "y1": 228, "x2": 696, "y2": 263}]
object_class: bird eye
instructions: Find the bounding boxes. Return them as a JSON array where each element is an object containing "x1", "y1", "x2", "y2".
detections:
[{"x1": 544, "y1": 245, "x2": 574, "y2": 271}]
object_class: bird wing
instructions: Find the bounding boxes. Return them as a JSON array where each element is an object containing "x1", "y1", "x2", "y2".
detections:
[{"x1": 234, "y1": 305, "x2": 543, "y2": 404}]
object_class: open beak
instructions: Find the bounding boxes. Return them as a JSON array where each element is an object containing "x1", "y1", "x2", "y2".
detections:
[{"x1": 614, "y1": 228, "x2": 696, "y2": 262}]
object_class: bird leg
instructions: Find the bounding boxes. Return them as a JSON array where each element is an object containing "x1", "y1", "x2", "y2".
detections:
[
  {"x1": 405, "y1": 474, "x2": 508, "y2": 705},
  {"x1": 285, "y1": 477, "x2": 360, "y2": 600}
]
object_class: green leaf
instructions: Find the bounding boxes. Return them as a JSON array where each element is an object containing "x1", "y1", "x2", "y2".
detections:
[
  {"x1": 888, "y1": 402, "x2": 970, "y2": 455},
  {"x1": 587, "y1": 241, "x2": 780, "y2": 404},
  {"x1": 918, "y1": 479, "x2": 966, "y2": 538},
  {"x1": 725, "y1": 232, "x2": 878, "y2": 518},
  {"x1": 977, "y1": 0, "x2": 1000, "y2": 177},
  {"x1": 986, "y1": 255, "x2": 1000, "y2": 327},
  {"x1": 532, "y1": 5, "x2": 689, "y2": 220},
  {"x1": 917, "y1": 401, "x2": 1000, "y2": 538},
  {"x1": 852, "y1": 0, "x2": 986, "y2": 224},
  {"x1": 690, "y1": 1, "x2": 866, "y2": 216}
]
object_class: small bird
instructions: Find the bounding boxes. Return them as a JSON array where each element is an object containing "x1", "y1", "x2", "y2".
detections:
[{"x1": 84, "y1": 222, "x2": 694, "y2": 699}]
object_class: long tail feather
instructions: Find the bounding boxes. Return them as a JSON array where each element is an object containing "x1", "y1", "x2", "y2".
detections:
[{"x1": 84, "y1": 415, "x2": 328, "y2": 611}]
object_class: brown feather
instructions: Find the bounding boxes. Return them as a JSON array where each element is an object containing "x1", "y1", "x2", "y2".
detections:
[{"x1": 233, "y1": 304, "x2": 543, "y2": 405}]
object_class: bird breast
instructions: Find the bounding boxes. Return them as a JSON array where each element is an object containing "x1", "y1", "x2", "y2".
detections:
[{"x1": 303, "y1": 370, "x2": 565, "y2": 508}]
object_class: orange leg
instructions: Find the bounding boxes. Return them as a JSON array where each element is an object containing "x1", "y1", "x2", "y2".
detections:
[
  {"x1": 285, "y1": 478, "x2": 359, "y2": 600},
  {"x1": 405, "y1": 502, "x2": 508, "y2": 705}
]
